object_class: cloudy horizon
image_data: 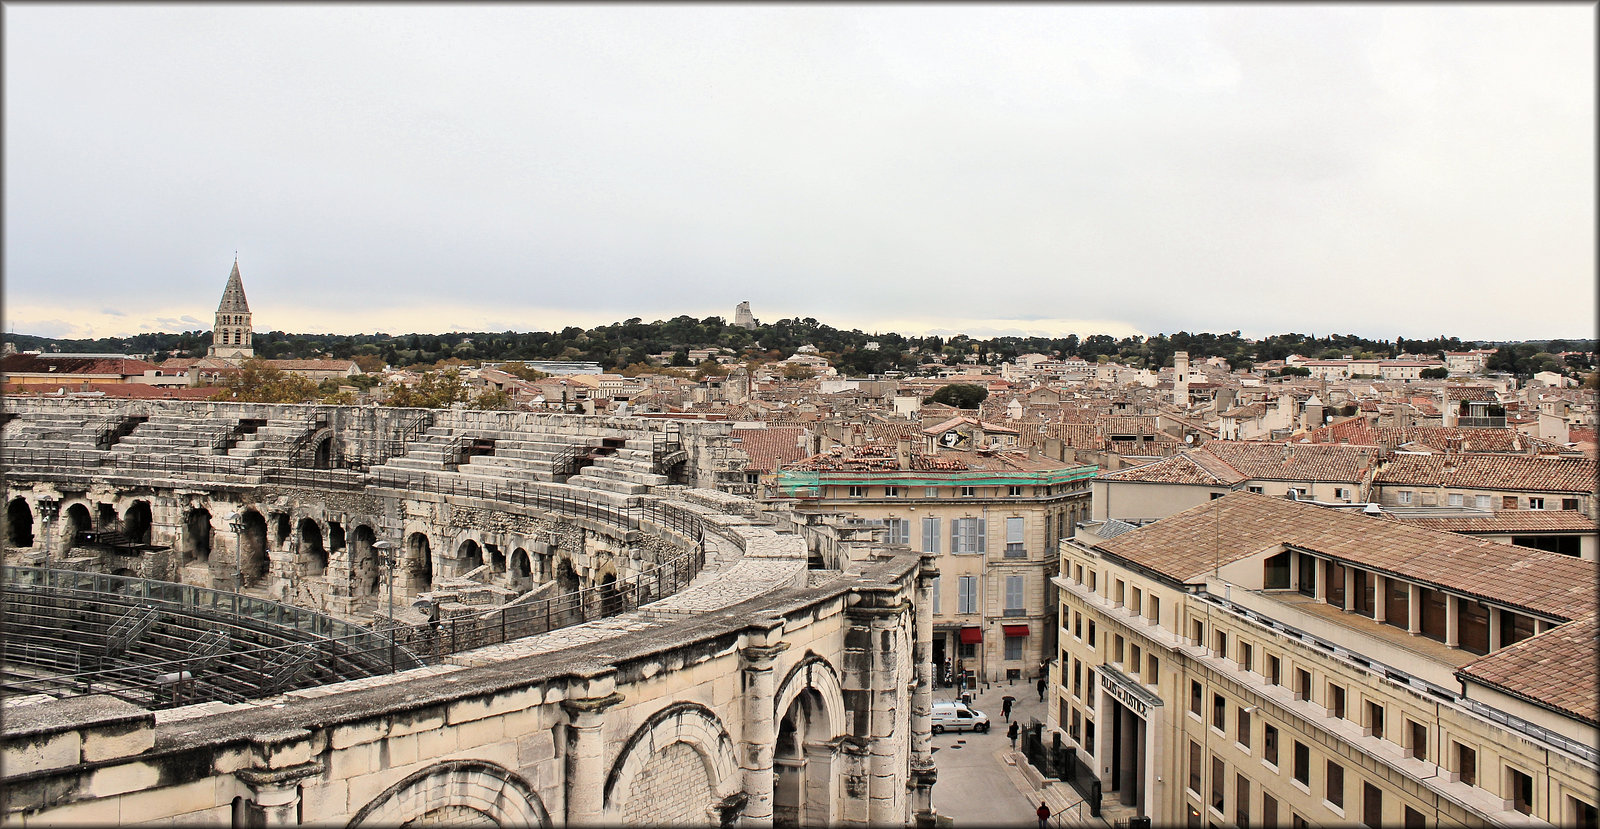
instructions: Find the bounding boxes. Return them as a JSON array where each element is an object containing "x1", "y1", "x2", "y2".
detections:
[{"x1": 6, "y1": 5, "x2": 1594, "y2": 344}]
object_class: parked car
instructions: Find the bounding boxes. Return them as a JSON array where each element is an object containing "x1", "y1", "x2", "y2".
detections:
[{"x1": 931, "y1": 701, "x2": 990, "y2": 734}]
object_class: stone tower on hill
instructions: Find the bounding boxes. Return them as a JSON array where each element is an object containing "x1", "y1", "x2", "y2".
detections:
[
  {"x1": 208, "y1": 259, "x2": 255, "y2": 362},
  {"x1": 734, "y1": 301, "x2": 758, "y2": 330}
]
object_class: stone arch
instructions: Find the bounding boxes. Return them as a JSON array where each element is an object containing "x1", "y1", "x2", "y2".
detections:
[
  {"x1": 772, "y1": 655, "x2": 847, "y2": 827},
  {"x1": 122, "y1": 500, "x2": 153, "y2": 545},
  {"x1": 182, "y1": 507, "x2": 213, "y2": 564},
  {"x1": 299, "y1": 518, "x2": 326, "y2": 577},
  {"x1": 5, "y1": 498, "x2": 34, "y2": 548},
  {"x1": 63, "y1": 503, "x2": 91, "y2": 550},
  {"x1": 457, "y1": 538, "x2": 483, "y2": 575},
  {"x1": 603, "y1": 701, "x2": 741, "y2": 825},
  {"x1": 351, "y1": 524, "x2": 378, "y2": 597},
  {"x1": 239, "y1": 510, "x2": 270, "y2": 587},
  {"x1": 346, "y1": 759, "x2": 550, "y2": 828},
  {"x1": 509, "y1": 548, "x2": 533, "y2": 591},
  {"x1": 405, "y1": 530, "x2": 434, "y2": 593},
  {"x1": 312, "y1": 433, "x2": 334, "y2": 469}
]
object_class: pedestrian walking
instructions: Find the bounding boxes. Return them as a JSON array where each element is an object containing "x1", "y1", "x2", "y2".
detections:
[
  {"x1": 1008, "y1": 720, "x2": 1020, "y2": 749},
  {"x1": 1036, "y1": 801, "x2": 1051, "y2": 829},
  {"x1": 1037, "y1": 675, "x2": 1046, "y2": 702},
  {"x1": 1001, "y1": 695, "x2": 1014, "y2": 722}
]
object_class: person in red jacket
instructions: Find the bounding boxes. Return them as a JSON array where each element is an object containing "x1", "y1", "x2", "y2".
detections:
[{"x1": 1036, "y1": 801, "x2": 1051, "y2": 828}]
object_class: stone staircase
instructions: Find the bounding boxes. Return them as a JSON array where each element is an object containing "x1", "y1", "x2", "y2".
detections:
[
  {"x1": 566, "y1": 438, "x2": 669, "y2": 496},
  {"x1": 104, "y1": 414, "x2": 239, "y2": 458},
  {"x1": 1, "y1": 411, "x2": 106, "y2": 453},
  {"x1": 226, "y1": 417, "x2": 319, "y2": 466}
]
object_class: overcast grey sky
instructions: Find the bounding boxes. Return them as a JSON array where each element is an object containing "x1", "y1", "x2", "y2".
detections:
[{"x1": 5, "y1": 4, "x2": 1594, "y2": 343}]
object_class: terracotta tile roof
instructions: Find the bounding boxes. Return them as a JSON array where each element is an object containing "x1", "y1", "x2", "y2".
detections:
[
  {"x1": 1306, "y1": 421, "x2": 1567, "y2": 454},
  {"x1": 1100, "y1": 452, "x2": 1246, "y2": 486},
  {"x1": 1093, "y1": 492, "x2": 1598, "y2": 619},
  {"x1": 1456, "y1": 611, "x2": 1599, "y2": 725},
  {"x1": 264, "y1": 359, "x2": 359, "y2": 372},
  {"x1": 1, "y1": 354, "x2": 160, "y2": 376},
  {"x1": 1, "y1": 382, "x2": 218, "y2": 400},
  {"x1": 1373, "y1": 453, "x2": 1598, "y2": 494},
  {"x1": 1201, "y1": 441, "x2": 1378, "y2": 483},
  {"x1": 730, "y1": 427, "x2": 810, "y2": 473},
  {"x1": 1385, "y1": 510, "x2": 1597, "y2": 534}
]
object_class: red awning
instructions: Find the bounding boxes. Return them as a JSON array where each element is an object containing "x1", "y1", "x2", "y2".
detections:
[
  {"x1": 1003, "y1": 624, "x2": 1030, "y2": 638},
  {"x1": 959, "y1": 627, "x2": 984, "y2": 644}
]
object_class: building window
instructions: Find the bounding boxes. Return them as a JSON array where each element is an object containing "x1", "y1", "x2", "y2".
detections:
[
  {"x1": 1237, "y1": 707, "x2": 1252, "y2": 750},
  {"x1": 1008, "y1": 485, "x2": 1025, "y2": 497},
  {"x1": 1212, "y1": 756, "x2": 1226, "y2": 814},
  {"x1": 1073, "y1": 661, "x2": 1082, "y2": 698},
  {"x1": 1326, "y1": 761, "x2": 1344, "y2": 808},
  {"x1": 1365, "y1": 701, "x2": 1384, "y2": 739},
  {"x1": 1454, "y1": 742, "x2": 1476, "y2": 786},
  {"x1": 1504, "y1": 495, "x2": 1518, "y2": 509},
  {"x1": 1212, "y1": 693, "x2": 1227, "y2": 731},
  {"x1": 1084, "y1": 718, "x2": 1094, "y2": 755},
  {"x1": 1328, "y1": 683, "x2": 1346, "y2": 719},
  {"x1": 958, "y1": 576, "x2": 978, "y2": 614},
  {"x1": 1293, "y1": 742, "x2": 1309, "y2": 786},
  {"x1": 1507, "y1": 766, "x2": 1534, "y2": 816},
  {"x1": 1189, "y1": 741, "x2": 1202, "y2": 794},
  {"x1": 1294, "y1": 668, "x2": 1311, "y2": 701},
  {"x1": 1191, "y1": 619, "x2": 1205, "y2": 646},
  {"x1": 885, "y1": 518, "x2": 910, "y2": 546},
  {"x1": 1239, "y1": 641, "x2": 1253, "y2": 673},
  {"x1": 1263, "y1": 794, "x2": 1278, "y2": 827},
  {"x1": 1073, "y1": 563, "x2": 1083, "y2": 583},
  {"x1": 1404, "y1": 806, "x2": 1425, "y2": 828},
  {"x1": 1296, "y1": 553, "x2": 1317, "y2": 597},
  {"x1": 1114, "y1": 579, "x2": 1125, "y2": 606},
  {"x1": 1005, "y1": 516, "x2": 1026, "y2": 557},
  {"x1": 1237, "y1": 774, "x2": 1251, "y2": 829},
  {"x1": 1362, "y1": 782, "x2": 1382, "y2": 828},
  {"x1": 931, "y1": 575, "x2": 941, "y2": 615},
  {"x1": 1407, "y1": 721, "x2": 1427, "y2": 761},
  {"x1": 1112, "y1": 634, "x2": 1125, "y2": 664},
  {"x1": 1148, "y1": 595, "x2": 1160, "y2": 625},
  {"x1": 1214, "y1": 630, "x2": 1228, "y2": 659},
  {"x1": 1004, "y1": 575, "x2": 1025, "y2": 616},
  {"x1": 1004, "y1": 635, "x2": 1024, "y2": 660},
  {"x1": 1267, "y1": 654, "x2": 1281, "y2": 686},
  {"x1": 1073, "y1": 611, "x2": 1082, "y2": 640},
  {"x1": 848, "y1": 486, "x2": 866, "y2": 498},
  {"x1": 1129, "y1": 586, "x2": 1142, "y2": 615},
  {"x1": 1087, "y1": 619, "x2": 1096, "y2": 648},
  {"x1": 1146, "y1": 654, "x2": 1160, "y2": 685},
  {"x1": 1397, "y1": 491, "x2": 1413, "y2": 505},
  {"x1": 1475, "y1": 494, "x2": 1491, "y2": 510},
  {"x1": 884, "y1": 485, "x2": 900, "y2": 497},
  {"x1": 925, "y1": 486, "x2": 939, "y2": 498},
  {"x1": 1563, "y1": 498, "x2": 1580, "y2": 511},
  {"x1": 1191, "y1": 680, "x2": 1203, "y2": 716},
  {"x1": 1528, "y1": 497, "x2": 1545, "y2": 510},
  {"x1": 922, "y1": 517, "x2": 941, "y2": 554},
  {"x1": 960, "y1": 486, "x2": 976, "y2": 498},
  {"x1": 1248, "y1": 486, "x2": 1264, "y2": 494},
  {"x1": 1448, "y1": 493, "x2": 1464, "y2": 507},
  {"x1": 1568, "y1": 796, "x2": 1597, "y2": 829},
  {"x1": 1087, "y1": 570, "x2": 1097, "y2": 591},
  {"x1": 951, "y1": 518, "x2": 986, "y2": 554},
  {"x1": 1263, "y1": 723, "x2": 1278, "y2": 766}
]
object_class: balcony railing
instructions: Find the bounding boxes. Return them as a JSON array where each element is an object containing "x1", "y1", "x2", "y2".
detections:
[{"x1": 1004, "y1": 543, "x2": 1028, "y2": 558}]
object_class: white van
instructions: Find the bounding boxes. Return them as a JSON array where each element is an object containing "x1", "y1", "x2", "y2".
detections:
[{"x1": 931, "y1": 701, "x2": 990, "y2": 734}]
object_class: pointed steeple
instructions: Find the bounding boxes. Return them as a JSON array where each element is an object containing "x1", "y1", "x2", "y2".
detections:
[{"x1": 218, "y1": 259, "x2": 250, "y2": 313}]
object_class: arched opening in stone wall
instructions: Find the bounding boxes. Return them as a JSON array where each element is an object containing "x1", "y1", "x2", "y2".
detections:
[
  {"x1": 6, "y1": 499, "x2": 34, "y2": 548},
  {"x1": 556, "y1": 557, "x2": 580, "y2": 594},
  {"x1": 555, "y1": 557, "x2": 581, "y2": 624},
  {"x1": 774, "y1": 688, "x2": 836, "y2": 828},
  {"x1": 183, "y1": 508, "x2": 213, "y2": 564},
  {"x1": 313, "y1": 435, "x2": 333, "y2": 470},
  {"x1": 488, "y1": 544, "x2": 505, "y2": 576},
  {"x1": 328, "y1": 522, "x2": 345, "y2": 553},
  {"x1": 240, "y1": 510, "x2": 269, "y2": 588},
  {"x1": 509, "y1": 548, "x2": 532, "y2": 591},
  {"x1": 457, "y1": 539, "x2": 482, "y2": 575},
  {"x1": 122, "y1": 501, "x2": 153, "y2": 545},
  {"x1": 599, "y1": 571, "x2": 623, "y2": 617},
  {"x1": 96, "y1": 503, "x2": 117, "y2": 532},
  {"x1": 273, "y1": 515, "x2": 292, "y2": 550},
  {"x1": 64, "y1": 503, "x2": 91, "y2": 550},
  {"x1": 352, "y1": 525, "x2": 378, "y2": 597},
  {"x1": 347, "y1": 760, "x2": 550, "y2": 828},
  {"x1": 299, "y1": 519, "x2": 326, "y2": 577},
  {"x1": 406, "y1": 532, "x2": 434, "y2": 593}
]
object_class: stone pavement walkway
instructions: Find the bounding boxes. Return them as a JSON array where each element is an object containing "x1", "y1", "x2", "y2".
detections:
[{"x1": 931, "y1": 673, "x2": 1069, "y2": 826}]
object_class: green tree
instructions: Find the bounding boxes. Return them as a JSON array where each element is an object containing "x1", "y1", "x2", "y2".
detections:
[
  {"x1": 1420, "y1": 366, "x2": 1449, "y2": 380},
  {"x1": 210, "y1": 359, "x2": 318, "y2": 403},
  {"x1": 925, "y1": 383, "x2": 987, "y2": 409},
  {"x1": 386, "y1": 369, "x2": 470, "y2": 408}
]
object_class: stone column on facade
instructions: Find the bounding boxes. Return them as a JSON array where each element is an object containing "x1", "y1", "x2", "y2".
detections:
[
  {"x1": 740, "y1": 627, "x2": 788, "y2": 826},
  {"x1": 1488, "y1": 607, "x2": 1502, "y2": 650},
  {"x1": 1314, "y1": 558, "x2": 1329, "y2": 602},
  {"x1": 1444, "y1": 594, "x2": 1460, "y2": 647},
  {"x1": 236, "y1": 763, "x2": 321, "y2": 826},
  {"x1": 1342, "y1": 566, "x2": 1356, "y2": 612},
  {"x1": 844, "y1": 592, "x2": 910, "y2": 825},
  {"x1": 911, "y1": 556, "x2": 939, "y2": 828},
  {"x1": 1407, "y1": 584, "x2": 1422, "y2": 634},
  {"x1": 1372, "y1": 575, "x2": 1387, "y2": 624},
  {"x1": 561, "y1": 679, "x2": 625, "y2": 827}
]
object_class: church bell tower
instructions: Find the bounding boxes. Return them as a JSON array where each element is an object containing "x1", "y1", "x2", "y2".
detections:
[{"x1": 208, "y1": 258, "x2": 255, "y2": 361}]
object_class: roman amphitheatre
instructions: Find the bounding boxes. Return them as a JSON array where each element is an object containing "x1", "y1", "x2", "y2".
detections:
[{"x1": 1, "y1": 397, "x2": 938, "y2": 826}]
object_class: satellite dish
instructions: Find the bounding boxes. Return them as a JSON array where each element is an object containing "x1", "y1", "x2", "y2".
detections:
[{"x1": 1185, "y1": 434, "x2": 1194, "y2": 444}]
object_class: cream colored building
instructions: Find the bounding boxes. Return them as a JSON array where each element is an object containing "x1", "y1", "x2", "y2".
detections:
[
  {"x1": 779, "y1": 445, "x2": 1095, "y2": 686},
  {"x1": 1049, "y1": 492, "x2": 1597, "y2": 827}
]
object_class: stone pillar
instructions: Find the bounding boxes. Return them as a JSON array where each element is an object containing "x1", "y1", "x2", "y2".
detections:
[
  {"x1": 236, "y1": 763, "x2": 321, "y2": 826},
  {"x1": 1407, "y1": 584, "x2": 1422, "y2": 634},
  {"x1": 562, "y1": 680, "x2": 625, "y2": 826},
  {"x1": 844, "y1": 592, "x2": 910, "y2": 825},
  {"x1": 911, "y1": 557, "x2": 939, "y2": 828},
  {"x1": 1288, "y1": 553, "x2": 1300, "y2": 590},
  {"x1": 1314, "y1": 558, "x2": 1329, "y2": 602},
  {"x1": 803, "y1": 743, "x2": 838, "y2": 825},
  {"x1": 1488, "y1": 607, "x2": 1502, "y2": 650},
  {"x1": 740, "y1": 629, "x2": 788, "y2": 826},
  {"x1": 1342, "y1": 567, "x2": 1356, "y2": 612},
  {"x1": 1445, "y1": 594, "x2": 1460, "y2": 647},
  {"x1": 1373, "y1": 575, "x2": 1387, "y2": 624}
]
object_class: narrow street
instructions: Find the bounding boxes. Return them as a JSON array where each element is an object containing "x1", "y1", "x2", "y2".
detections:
[{"x1": 930, "y1": 675, "x2": 1065, "y2": 826}]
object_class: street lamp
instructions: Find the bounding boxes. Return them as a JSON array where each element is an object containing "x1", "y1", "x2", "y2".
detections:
[
  {"x1": 226, "y1": 511, "x2": 245, "y2": 592},
  {"x1": 37, "y1": 497, "x2": 59, "y2": 560},
  {"x1": 373, "y1": 539, "x2": 397, "y2": 673}
]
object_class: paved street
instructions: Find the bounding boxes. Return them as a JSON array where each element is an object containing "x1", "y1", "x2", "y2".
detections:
[{"x1": 930, "y1": 674, "x2": 1056, "y2": 827}]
